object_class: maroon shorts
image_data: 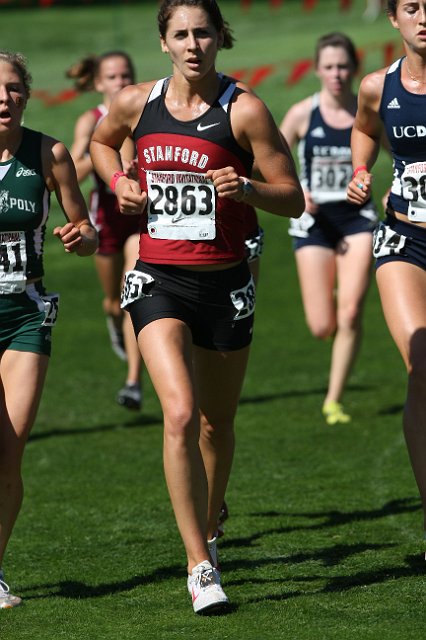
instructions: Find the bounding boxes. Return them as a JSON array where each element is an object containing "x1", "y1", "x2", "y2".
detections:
[{"x1": 90, "y1": 191, "x2": 141, "y2": 255}]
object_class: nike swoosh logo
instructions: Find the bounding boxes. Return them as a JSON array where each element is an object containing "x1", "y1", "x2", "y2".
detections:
[
  {"x1": 197, "y1": 122, "x2": 220, "y2": 132},
  {"x1": 192, "y1": 587, "x2": 199, "y2": 602},
  {"x1": 172, "y1": 214, "x2": 185, "y2": 223}
]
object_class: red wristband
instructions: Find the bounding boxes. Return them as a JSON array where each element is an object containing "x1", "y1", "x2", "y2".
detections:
[
  {"x1": 352, "y1": 165, "x2": 368, "y2": 179},
  {"x1": 110, "y1": 171, "x2": 126, "y2": 193}
]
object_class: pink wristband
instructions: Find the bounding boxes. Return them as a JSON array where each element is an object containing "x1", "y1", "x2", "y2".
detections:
[
  {"x1": 352, "y1": 165, "x2": 368, "y2": 179},
  {"x1": 110, "y1": 171, "x2": 126, "y2": 193}
]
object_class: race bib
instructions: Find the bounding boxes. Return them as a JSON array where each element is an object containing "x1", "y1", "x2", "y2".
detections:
[
  {"x1": 245, "y1": 227, "x2": 264, "y2": 262},
  {"x1": 146, "y1": 170, "x2": 216, "y2": 240},
  {"x1": 121, "y1": 270, "x2": 155, "y2": 309},
  {"x1": 360, "y1": 201, "x2": 379, "y2": 223},
  {"x1": 310, "y1": 157, "x2": 352, "y2": 204},
  {"x1": 41, "y1": 293, "x2": 60, "y2": 327},
  {"x1": 401, "y1": 162, "x2": 426, "y2": 222},
  {"x1": 288, "y1": 212, "x2": 316, "y2": 238},
  {"x1": 0, "y1": 231, "x2": 27, "y2": 294},
  {"x1": 373, "y1": 221, "x2": 406, "y2": 258},
  {"x1": 230, "y1": 276, "x2": 256, "y2": 320}
]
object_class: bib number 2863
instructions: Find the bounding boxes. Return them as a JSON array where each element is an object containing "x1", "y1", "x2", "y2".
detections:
[{"x1": 147, "y1": 170, "x2": 216, "y2": 240}]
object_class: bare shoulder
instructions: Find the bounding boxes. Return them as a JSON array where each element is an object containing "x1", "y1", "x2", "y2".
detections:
[
  {"x1": 103, "y1": 80, "x2": 157, "y2": 131},
  {"x1": 280, "y1": 96, "x2": 312, "y2": 129},
  {"x1": 232, "y1": 87, "x2": 271, "y2": 123},
  {"x1": 230, "y1": 89, "x2": 282, "y2": 154},
  {"x1": 41, "y1": 133, "x2": 69, "y2": 163},
  {"x1": 113, "y1": 80, "x2": 157, "y2": 112},
  {"x1": 234, "y1": 78, "x2": 256, "y2": 95},
  {"x1": 359, "y1": 67, "x2": 388, "y2": 104},
  {"x1": 40, "y1": 133, "x2": 74, "y2": 190},
  {"x1": 74, "y1": 108, "x2": 98, "y2": 134}
]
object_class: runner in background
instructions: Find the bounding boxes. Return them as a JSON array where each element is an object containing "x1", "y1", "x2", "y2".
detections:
[
  {"x1": 66, "y1": 51, "x2": 143, "y2": 410},
  {"x1": 280, "y1": 33, "x2": 378, "y2": 425}
]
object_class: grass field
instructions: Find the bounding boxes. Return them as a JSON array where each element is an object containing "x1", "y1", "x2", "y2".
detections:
[{"x1": 1, "y1": 1, "x2": 426, "y2": 638}]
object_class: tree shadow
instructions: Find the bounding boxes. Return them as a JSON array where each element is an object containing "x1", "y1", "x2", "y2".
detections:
[
  {"x1": 239, "y1": 384, "x2": 372, "y2": 406},
  {"x1": 19, "y1": 566, "x2": 179, "y2": 600},
  {"x1": 19, "y1": 564, "x2": 238, "y2": 615},
  {"x1": 240, "y1": 553, "x2": 425, "y2": 604},
  {"x1": 29, "y1": 413, "x2": 163, "y2": 442},
  {"x1": 220, "y1": 497, "x2": 421, "y2": 551},
  {"x1": 378, "y1": 404, "x2": 404, "y2": 416},
  {"x1": 15, "y1": 497, "x2": 423, "y2": 611}
]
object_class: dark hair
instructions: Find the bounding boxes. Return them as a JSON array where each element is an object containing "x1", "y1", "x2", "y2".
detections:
[
  {"x1": 314, "y1": 32, "x2": 359, "y2": 72},
  {"x1": 66, "y1": 50, "x2": 135, "y2": 92},
  {"x1": 157, "y1": 0, "x2": 235, "y2": 49},
  {"x1": 0, "y1": 50, "x2": 32, "y2": 98},
  {"x1": 386, "y1": 1, "x2": 397, "y2": 16}
]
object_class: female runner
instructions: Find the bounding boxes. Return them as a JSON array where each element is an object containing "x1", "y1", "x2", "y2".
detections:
[
  {"x1": 0, "y1": 51, "x2": 97, "y2": 608},
  {"x1": 281, "y1": 33, "x2": 378, "y2": 425},
  {"x1": 347, "y1": 0, "x2": 426, "y2": 550},
  {"x1": 90, "y1": 0, "x2": 304, "y2": 614}
]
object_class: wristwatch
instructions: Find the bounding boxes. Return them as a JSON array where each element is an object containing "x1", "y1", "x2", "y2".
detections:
[{"x1": 240, "y1": 176, "x2": 254, "y2": 201}]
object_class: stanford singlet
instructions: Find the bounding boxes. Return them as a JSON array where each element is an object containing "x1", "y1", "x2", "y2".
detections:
[
  {"x1": 133, "y1": 74, "x2": 254, "y2": 264},
  {"x1": 379, "y1": 57, "x2": 426, "y2": 222}
]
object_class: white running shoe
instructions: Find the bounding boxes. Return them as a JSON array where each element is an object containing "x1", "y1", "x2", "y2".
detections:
[
  {"x1": 0, "y1": 572, "x2": 22, "y2": 609},
  {"x1": 187, "y1": 537, "x2": 219, "y2": 594},
  {"x1": 190, "y1": 560, "x2": 229, "y2": 614}
]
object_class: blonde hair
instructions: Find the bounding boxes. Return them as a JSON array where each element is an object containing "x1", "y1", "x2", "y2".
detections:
[{"x1": 0, "y1": 50, "x2": 32, "y2": 98}]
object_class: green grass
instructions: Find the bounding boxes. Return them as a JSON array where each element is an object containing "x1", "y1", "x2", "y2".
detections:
[{"x1": 2, "y1": 1, "x2": 425, "y2": 638}]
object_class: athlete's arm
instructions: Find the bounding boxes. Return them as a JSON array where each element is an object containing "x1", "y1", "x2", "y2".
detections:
[
  {"x1": 70, "y1": 109, "x2": 97, "y2": 182},
  {"x1": 280, "y1": 97, "x2": 318, "y2": 214},
  {"x1": 347, "y1": 70, "x2": 385, "y2": 205},
  {"x1": 42, "y1": 134, "x2": 98, "y2": 256},
  {"x1": 207, "y1": 92, "x2": 305, "y2": 218},
  {"x1": 90, "y1": 84, "x2": 149, "y2": 214}
]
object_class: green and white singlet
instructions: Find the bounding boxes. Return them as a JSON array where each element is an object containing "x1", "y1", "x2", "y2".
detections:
[
  {"x1": 0, "y1": 127, "x2": 49, "y2": 293},
  {"x1": 0, "y1": 128, "x2": 58, "y2": 356}
]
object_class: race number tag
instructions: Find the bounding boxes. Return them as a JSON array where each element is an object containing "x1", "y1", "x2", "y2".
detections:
[
  {"x1": 373, "y1": 221, "x2": 406, "y2": 258},
  {"x1": 288, "y1": 212, "x2": 316, "y2": 238},
  {"x1": 310, "y1": 157, "x2": 352, "y2": 204},
  {"x1": 0, "y1": 231, "x2": 27, "y2": 294},
  {"x1": 41, "y1": 293, "x2": 60, "y2": 327},
  {"x1": 230, "y1": 276, "x2": 256, "y2": 320},
  {"x1": 121, "y1": 270, "x2": 155, "y2": 309},
  {"x1": 401, "y1": 162, "x2": 426, "y2": 222},
  {"x1": 245, "y1": 227, "x2": 264, "y2": 263},
  {"x1": 146, "y1": 170, "x2": 216, "y2": 240}
]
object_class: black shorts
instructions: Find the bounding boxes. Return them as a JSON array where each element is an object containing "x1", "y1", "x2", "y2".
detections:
[
  {"x1": 374, "y1": 215, "x2": 426, "y2": 270},
  {"x1": 125, "y1": 260, "x2": 255, "y2": 351},
  {"x1": 290, "y1": 201, "x2": 378, "y2": 250}
]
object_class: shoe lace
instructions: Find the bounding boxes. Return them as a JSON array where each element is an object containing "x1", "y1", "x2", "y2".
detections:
[{"x1": 193, "y1": 566, "x2": 214, "y2": 591}]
